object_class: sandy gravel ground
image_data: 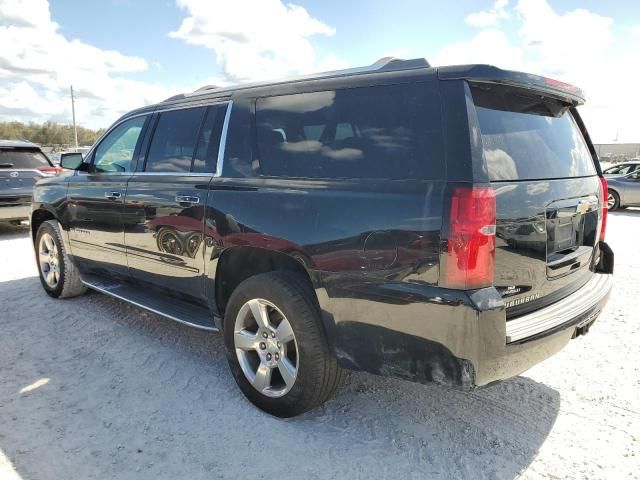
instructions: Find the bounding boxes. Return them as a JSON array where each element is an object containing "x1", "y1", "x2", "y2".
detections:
[{"x1": 0, "y1": 212, "x2": 638, "y2": 480}]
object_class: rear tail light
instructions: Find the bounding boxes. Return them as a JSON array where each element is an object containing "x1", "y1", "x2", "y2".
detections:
[
  {"x1": 37, "y1": 166, "x2": 62, "y2": 177},
  {"x1": 444, "y1": 186, "x2": 496, "y2": 289},
  {"x1": 598, "y1": 176, "x2": 608, "y2": 241}
]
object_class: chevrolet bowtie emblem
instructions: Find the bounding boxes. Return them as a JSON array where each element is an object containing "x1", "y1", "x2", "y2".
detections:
[{"x1": 576, "y1": 201, "x2": 590, "y2": 214}]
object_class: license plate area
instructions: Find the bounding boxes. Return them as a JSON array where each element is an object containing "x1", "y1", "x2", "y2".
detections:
[{"x1": 546, "y1": 196, "x2": 598, "y2": 279}]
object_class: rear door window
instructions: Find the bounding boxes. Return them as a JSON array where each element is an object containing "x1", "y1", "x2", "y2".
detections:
[
  {"x1": 256, "y1": 82, "x2": 443, "y2": 180},
  {"x1": 470, "y1": 83, "x2": 596, "y2": 181},
  {"x1": 0, "y1": 149, "x2": 51, "y2": 169},
  {"x1": 145, "y1": 107, "x2": 206, "y2": 173},
  {"x1": 145, "y1": 104, "x2": 228, "y2": 174}
]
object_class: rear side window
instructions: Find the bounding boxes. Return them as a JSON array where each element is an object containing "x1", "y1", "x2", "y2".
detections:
[
  {"x1": 471, "y1": 83, "x2": 596, "y2": 181},
  {"x1": 146, "y1": 107, "x2": 206, "y2": 173},
  {"x1": 192, "y1": 104, "x2": 228, "y2": 173},
  {"x1": 0, "y1": 149, "x2": 51, "y2": 169},
  {"x1": 145, "y1": 104, "x2": 228, "y2": 174},
  {"x1": 256, "y1": 83, "x2": 442, "y2": 179}
]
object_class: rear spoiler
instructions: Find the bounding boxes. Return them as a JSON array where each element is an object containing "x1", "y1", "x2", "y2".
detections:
[{"x1": 437, "y1": 64, "x2": 585, "y2": 106}]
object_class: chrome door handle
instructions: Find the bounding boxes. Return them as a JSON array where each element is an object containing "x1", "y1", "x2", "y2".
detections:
[
  {"x1": 175, "y1": 195, "x2": 200, "y2": 205},
  {"x1": 104, "y1": 191, "x2": 122, "y2": 200}
]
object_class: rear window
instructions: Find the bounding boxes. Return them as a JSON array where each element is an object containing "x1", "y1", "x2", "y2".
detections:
[
  {"x1": 471, "y1": 83, "x2": 596, "y2": 181},
  {"x1": 256, "y1": 82, "x2": 443, "y2": 180},
  {"x1": 0, "y1": 149, "x2": 51, "y2": 169}
]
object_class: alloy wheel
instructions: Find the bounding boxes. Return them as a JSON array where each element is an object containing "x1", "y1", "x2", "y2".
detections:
[
  {"x1": 607, "y1": 193, "x2": 616, "y2": 209},
  {"x1": 38, "y1": 232, "x2": 60, "y2": 288},
  {"x1": 234, "y1": 298, "x2": 298, "y2": 398}
]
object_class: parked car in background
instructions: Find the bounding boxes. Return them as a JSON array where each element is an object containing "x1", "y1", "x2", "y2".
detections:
[
  {"x1": 602, "y1": 161, "x2": 640, "y2": 176},
  {"x1": 29, "y1": 58, "x2": 613, "y2": 417},
  {"x1": 604, "y1": 170, "x2": 640, "y2": 210},
  {"x1": 0, "y1": 140, "x2": 59, "y2": 225}
]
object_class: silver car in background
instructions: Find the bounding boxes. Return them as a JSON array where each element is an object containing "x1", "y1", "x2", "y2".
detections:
[
  {"x1": 0, "y1": 140, "x2": 59, "y2": 224},
  {"x1": 605, "y1": 168, "x2": 640, "y2": 210}
]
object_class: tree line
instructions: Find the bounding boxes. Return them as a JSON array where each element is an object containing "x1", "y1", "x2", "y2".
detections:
[{"x1": 0, "y1": 121, "x2": 105, "y2": 148}]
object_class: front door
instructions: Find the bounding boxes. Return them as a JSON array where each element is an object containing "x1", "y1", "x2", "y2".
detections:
[
  {"x1": 620, "y1": 171, "x2": 640, "y2": 205},
  {"x1": 124, "y1": 103, "x2": 229, "y2": 302},
  {"x1": 66, "y1": 115, "x2": 149, "y2": 278}
]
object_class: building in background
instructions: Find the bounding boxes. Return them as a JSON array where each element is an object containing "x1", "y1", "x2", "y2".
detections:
[{"x1": 594, "y1": 143, "x2": 640, "y2": 163}]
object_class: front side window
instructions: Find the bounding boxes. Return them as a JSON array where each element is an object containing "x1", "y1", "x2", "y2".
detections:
[
  {"x1": 93, "y1": 116, "x2": 146, "y2": 173},
  {"x1": 256, "y1": 83, "x2": 442, "y2": 180},
  {"x1": 605, "y1": 164, "x2": 634, "y2": 175}
]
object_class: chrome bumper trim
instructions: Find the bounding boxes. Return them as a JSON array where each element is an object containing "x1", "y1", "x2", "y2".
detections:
[{"x1": 506, "y1": 273, "x2": 612, "y2": 343}]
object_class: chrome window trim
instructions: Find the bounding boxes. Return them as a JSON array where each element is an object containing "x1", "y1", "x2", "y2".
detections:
[
  {"x1": 81, "y1": 99, "x2": 232, "y2": 176},
  {"x1": 129, "y1": 172, "x2": 213, "y2": 177},
  {"x1": 215, "y1": 100, "x2": 233, "y2": 177}
]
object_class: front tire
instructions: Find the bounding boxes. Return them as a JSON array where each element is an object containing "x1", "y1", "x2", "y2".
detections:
[
  {"x1": 223, "y1": 271, "x2": 343, "y2": 417},
  {"x1": 35, "y1": 220, "x2": 87, "y2": 299}
]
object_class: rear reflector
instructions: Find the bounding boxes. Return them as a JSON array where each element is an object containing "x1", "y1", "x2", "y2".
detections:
[
  {"x1": 444, "y1": 186, "x2": 496, "y2": 289},
  {"x1": 599, "y1": 176, "x2": 608, "y2": 241}
]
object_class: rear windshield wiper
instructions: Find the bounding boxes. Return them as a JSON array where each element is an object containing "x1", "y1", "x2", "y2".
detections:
[{"x1": 0, "y1": 163, "x2": 15, "y2": 168}]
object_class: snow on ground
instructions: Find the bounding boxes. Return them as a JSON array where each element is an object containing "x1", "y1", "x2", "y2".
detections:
[{"x1": 0, "y1": 212, "x2": 638, "y2": 480}]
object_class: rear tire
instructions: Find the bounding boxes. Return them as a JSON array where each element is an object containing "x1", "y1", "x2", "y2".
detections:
[
  {"x1": 223, "y1": 271, "x2": 343, "y2": 417},
  {"x1": 35, "y1": 220, "x2": 87, "y2": 299},
  {"x1": 607, "y1": 191, "x2": 620, "y2": 211}
]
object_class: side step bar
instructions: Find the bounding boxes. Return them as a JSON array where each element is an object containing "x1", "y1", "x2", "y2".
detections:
[
  {"x1": 82, "y1": 276, "x2": 218, "y2": 332},
  {"x1": 506, "y1": 273, "x2": 612, "y2": 343}
]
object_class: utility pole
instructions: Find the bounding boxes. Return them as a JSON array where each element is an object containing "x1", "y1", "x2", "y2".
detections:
[{"x1": 70, "y1": 85, "x2": 79, "y2": 151}]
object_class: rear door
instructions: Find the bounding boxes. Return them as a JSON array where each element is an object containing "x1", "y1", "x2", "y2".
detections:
[
  {"x1": 0, "y1": 147, "x2": 54, "y2": 207},
  {"x1": 124, "y1": 102, "x2": 229, "y2": 302},
  {"x1": 468, "y1": 82, "x2": 601, "y2": 317}
]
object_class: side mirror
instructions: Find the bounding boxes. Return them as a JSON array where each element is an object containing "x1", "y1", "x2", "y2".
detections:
[{"x1": 60, "y1": 152, "x2": 84, "y2": 170}]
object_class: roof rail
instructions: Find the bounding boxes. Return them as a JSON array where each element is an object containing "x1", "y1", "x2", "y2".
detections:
[
  {"x1": 182, "y1": 56, "x2": 432, "y2": 98},
  {"x1": 162, "y1": 93, "x2": 186, "y2": 102},
  {"x1": 194, "y1": 85, "x2": 220, "y2": 93}
]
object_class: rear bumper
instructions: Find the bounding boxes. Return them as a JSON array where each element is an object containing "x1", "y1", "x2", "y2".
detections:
[
  {"x1": 318, "y1": 270, "x2": 613, "y2": 389},
  {"x1": 0, "y1": 203, "x2": 31, "y2": 222}
]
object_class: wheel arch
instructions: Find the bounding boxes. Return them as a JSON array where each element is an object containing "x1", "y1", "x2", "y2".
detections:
[
  {"x1": 215, "y1": 246, "x2": 318, "y2": 316},
  {"x1": 30, "y1": 208, "x2": 57, "y2": 244}
]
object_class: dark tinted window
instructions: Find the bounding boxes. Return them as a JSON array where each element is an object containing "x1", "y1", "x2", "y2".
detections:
[
  {"x1": 0, "y1": 149, "x2": 50, "y2": 169},
  {"x1": 471, "y1": 84, "x2": 596, "y2": 181},
  {"x1": 192, "y1": 104, "x2": 228, "y2": 173},
  {"x1": 146, "y1": 107, "x2": 206, "y2": 173},
  {"x1": 256, "y1": 83, "x2": 442, "y2": 179}
]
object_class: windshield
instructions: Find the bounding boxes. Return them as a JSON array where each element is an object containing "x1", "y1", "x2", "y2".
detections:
[
  {"x1": 471, "y1": 83, "x2": 597, "y2": 181},
  {"x1": 0, "y1": 149, "x2": 51, "y2": 169}
]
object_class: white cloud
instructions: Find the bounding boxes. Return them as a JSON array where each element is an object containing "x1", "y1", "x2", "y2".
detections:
[
  {"x1": 465, "y1": 0, "x2": 510, "y2": 27},
  {"x1": 439, "y1": 0, "x2": 639, "y2": 143},
  {"x1": 0, "y1": 0, "x2": 175, "y2": 130},
  {"x1": 170, "y1": 0, "x2": 345, "y2": 82}
]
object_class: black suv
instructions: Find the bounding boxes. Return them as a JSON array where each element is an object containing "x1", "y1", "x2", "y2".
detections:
[
  {"x1": 30, "y1": 58, "x2": 614, "y2": 417},
  {"x1": 1, "y1": 140, "x2": 58, "y2": 224}
]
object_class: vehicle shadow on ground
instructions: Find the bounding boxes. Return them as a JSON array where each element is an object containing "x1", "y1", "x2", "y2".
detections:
[
  {"x1": 0, "y1": 276, "x2": 559, "y2": 480},
  {"x1": 0, "y1": 222, "x2": 30, "y2": 239},
  {"x1": 609, "y1": 207, "x2": 640, "y2": 218}
]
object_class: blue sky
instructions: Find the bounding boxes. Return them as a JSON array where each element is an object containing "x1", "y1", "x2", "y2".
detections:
[
  {"x1": 48, "y1": 0, "x2": 639, "y2": 88},
  {"x1": 1, "y1": 0, "x2": 639, "y2": 141}
]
